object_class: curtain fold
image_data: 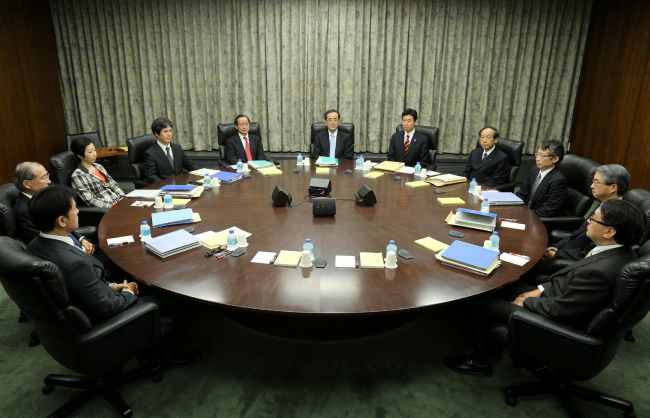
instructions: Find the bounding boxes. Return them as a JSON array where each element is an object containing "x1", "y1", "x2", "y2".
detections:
[{"x1": 51, "y1": 0, "x2": 591, "y2": 154}]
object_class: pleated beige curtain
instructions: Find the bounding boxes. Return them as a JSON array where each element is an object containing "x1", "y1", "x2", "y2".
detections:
[{"x1": 50, "y1": 0, "x2": 591, "y2": 154}]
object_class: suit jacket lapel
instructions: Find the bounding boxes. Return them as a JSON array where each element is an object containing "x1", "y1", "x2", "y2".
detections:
[
  {"x1": 550, "y1": 247, "x2": 623, "y2": 278},
  {"x1": 155, "y1": 145, "x2": 175, "y2": 171}
]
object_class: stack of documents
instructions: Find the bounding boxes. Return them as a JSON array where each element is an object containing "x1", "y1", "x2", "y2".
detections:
[
  {"x1": 414, "y1": 237, "x2": 449, "y2": 254},
  {"x1": 315, "y1": 156, "x2": 339, "y2": 167},
  {"x1": 405, "y1": 180, "x2": 430, "y2": 188},
  {"x1": 159, "y1": 184, "x2": 201, "y2": 197},
  {"x1": 151, "y1": 208, "x2": 198, "y2": 228},
  {"x1": 436, "y1": 240, "x2": 501, "y2": 275},
  {"x1": 144, "y1": 229, "x2": 200, "y2": 258},
  {"x1": 247, "y1": 160, "x2": 275, "y2": 170},
  {"x1": 211, "y1": 171, "x2": 242, "y2": 183},
  {"x1": 273, "y1": 250, "x2": 303, "y2": 267},
  {"x1": 437, "y1": 197, "x2": 465, "y2": 205},
  {"x1": 189, "y1": 168, "x2": 220, "y2": 176},
  {"x1": 373, "y1": 161, "x2": 405, "y2": 172},
  {"x1": 426, "y1": 174, "x2": 467, "y2": 186},
  {"x1": 445, "y1": 208, "x2": 497, "y2": 232},
  {"x1": 257, "y1": 166, "x2": 283, "y2": 176},
  {"x1": 363, "y1": 171, "x2": 384, "y2": 179},
  {"x1": 359, "y1": 252, "x2": 384, "y2": 268},
  {"x1": 125, "y1": 189, "x2": 161, "y2": 199},
  {"x1": 480, "y1": 191, "x2": 524, "y2": 205}
]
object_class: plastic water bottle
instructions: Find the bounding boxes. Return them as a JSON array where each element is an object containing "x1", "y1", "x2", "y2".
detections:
[
  {"x1": 140, "y1": 220, "x2": 151, "y2": 241},
  {"x1": 490, "y1": 230, "x2": 500, "y2": 251},
  {"x1": 469, "y1": 178, "x2": 477, "y2": 194},
  {"x1": 355, "y1": 154, "x2": 363, "y2": 170},
  {"x1": 303, "y1": 238, "x2": 314, "y2": 261},
  {"x1": 359, "y1": 154, "x2": 365, "y2": 167},
  {"x1": 297, "y1": 152, "x2": 304, "y2": 166},
  {"x1": 226, "y1": 229, "x2": 238, "y2": 251},
  {"x1": 163, "y1": 192, "x2": 172, "y2": 207},
  {"x1": 386, "y1": 240, "x2": 397, "y2": 255},
  {"x1": 414, "y1": 161, "x2": 422, "y2": 178},
  {"x1": 481, "y1": 198, "x2": 490, "y2": 213},
  {"x1": 236, "y1": 159, "x2": 244, "y2": 173},
  {"x1": 203, "y1": 172, "x2": 212, "y2": 189}
]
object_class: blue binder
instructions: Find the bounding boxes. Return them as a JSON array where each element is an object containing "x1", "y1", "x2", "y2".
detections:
[
  {"x1": 151, "y1": 208, "x2": 194, "y2": 228},
  {"x1": 212, "y1": 171, "x2": 242, "y2": 183},
  {"x1": 159, "y1": 184, "x2": 196, "y2": 191},
  {"x1": 440, "y1": 240, "x2": 499, "y2": 270},
  {"x1": 144, "y1": 229, "x2": 200, "y2": 258}
]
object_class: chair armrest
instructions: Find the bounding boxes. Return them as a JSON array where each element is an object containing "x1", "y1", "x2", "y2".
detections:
[
  {"x1": 76, "y1": 301, "x2": 161, "y2": 372},
  {"x1": 74, "y1": 226, "x2": 97, "y2": 242},
  {"x1": 539, "y1": 215, "x2": 583, "y2": 224},
  {"x1": 509, "y1": 310, "x2": 606, "y2": 380},
  {"x1": 495, "y1": 182, "x2": 516, "y2": 192},
  {"x1": 550, "y1": 229, "x2": 572, "y2": 243}
]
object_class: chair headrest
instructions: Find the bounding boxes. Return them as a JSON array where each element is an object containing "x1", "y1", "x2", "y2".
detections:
[
  {"x1": 126, "y1": 135, "x2": 156, "y2": 164},
  {"x1": 0, "y1": 183, "x2": 19, "y2": 238},
  {"x1": 217, "y1": 122, "x2": 262, "y2": 146},
  {"x1": 49, "y1": 151, "x2": 79, "y2": 186},
  {"x1": 396, "y1": 124, "x2": 438, "y2": 149},
  {"x1": 558, "y1": 154, "x2": 599, "y2": 195}
]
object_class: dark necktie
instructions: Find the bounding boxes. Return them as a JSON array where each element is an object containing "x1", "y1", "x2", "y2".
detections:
[
  {"x1": 482, "y1": 152, "x2": 487, "y2": 161},
  {"x1": 166, "y1": 146, "x2": 173, "y2": 166},
  {"x1": 403, "y1": 135, "x2": 410, "y2": 155},
  {"x1": 529, "y1": 172, "x2": 542, "y2": 206},
  {"x1": 244, "y1": 137, "x2": 253, "y2": 161}
]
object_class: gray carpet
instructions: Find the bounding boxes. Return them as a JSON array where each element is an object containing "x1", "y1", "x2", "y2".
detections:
[{"x1": 1, "y1": 287, "x2": 648, "y2": 418}]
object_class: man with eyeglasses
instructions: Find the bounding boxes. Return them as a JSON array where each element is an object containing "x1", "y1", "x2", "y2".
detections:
[
  {"x1": 515, "y1": 140, "x2": 567, "y2": 216},
  {"x1": 462, "y1": 126, "x2": 510, "y2": 188},
  {"x1": 542, "y1": 164, "x2": 630, "y2": 264},
  {"x1": 12, "y1": 162, "x2": 93, "y2": 255},
  {"x1": 444, "y1": 199, "x2": 643, "y2": 377}
]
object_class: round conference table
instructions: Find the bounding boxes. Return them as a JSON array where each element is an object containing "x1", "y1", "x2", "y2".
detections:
[{"x1": 98, "y1": 160, "x2": 547, "y2": 317}]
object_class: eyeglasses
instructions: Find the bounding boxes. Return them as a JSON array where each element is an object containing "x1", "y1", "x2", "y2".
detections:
[
  {"x1": 591, "y1": 178, "x2": 610, "y2": 185},
  {"x1": 588, "y1": 215, "x2": 612, "y2": 227},
  {"x1": 535, "y1": 153, "x2": 555, "y2": 159},
  {"x1": 31, "y1": 172, "x2": 50, "y2": 181}
]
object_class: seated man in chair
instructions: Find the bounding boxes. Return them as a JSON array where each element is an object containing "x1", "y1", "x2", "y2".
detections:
[
  {"x1": 224, "y1": 114, "x2": 267, "y2": 164},
  {"x1": 312, "y1": 109, "x2": 354, "y2": 160},
  {"x1": 27, "y1": 185, "x2": 139, "y2": 323},
  {"x1": 462, "y1": 126, "x2": 510, "y2": 188},
  {"x1": 13, "y1": 162, "x2": 94, "y2": 255},
  {"x1": 387, "y1": 108, "x2": 429, "y2": 167},
  {"x1": 444, "y1": 199, "x2": 643, "y2": 377},
  {"x1": 144, "y1": 117, "x2": 197, "y2": 184}
]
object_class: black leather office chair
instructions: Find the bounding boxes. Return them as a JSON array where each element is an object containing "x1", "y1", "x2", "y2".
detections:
[
  {"x1": 66, "y1": 131, "x2": 103, "y2": 150},
  {"x1": 0, "y1": 236, "x2": 163, "y2": 417},
  {"x1": 126, "y1": 134, "x2": 156, "y2": 188},
  {"x1": 539, "y1": 153, "x2": 600, "y2": 233},
  {"x1": 0, "y1": 183, "x2": 20, "y2": 239},
  {"x1": 396, "y1": 124, "x2": 438, "y2": 169},
  {"x1": 310, "y1": 122, "x2": 356, "y2": 160},
  {"x1": 49, "y1": 151, "x2": 107, "y2": 227},
  {"x1": 216, "y1": 122, "x2": 262, "y2": 166},
  {"x1": 504, "y1": 255, "x2": 650, "y2": 417}
]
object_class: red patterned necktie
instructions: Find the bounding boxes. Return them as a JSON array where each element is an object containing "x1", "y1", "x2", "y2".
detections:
[
  {"x1": 244, "y1": 137, "x2": 253, "y2": 161},
  {"x1": 403, "y1": 134, "x2": 410, "y2": 154}
]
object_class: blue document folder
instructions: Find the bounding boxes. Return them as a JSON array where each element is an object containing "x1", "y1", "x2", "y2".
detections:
[
  {"x1": 440, "y1": 240, "x2": 499, "y2": 270},
  {"x1": 211, "y1": 171, "x2": 242, "y2": 183},
  {"x1": 159, "y1": 184, "x2": 196, "y2": 191},
  {"x1": 151, "y1": 208, "x2": 194, "y2": 228},
  {"x1": 144, "y1": 229, "x2": 200, "y2": 258},
  {"x1": 481, "y1": 191, "x2": 524, "y2": 205}
]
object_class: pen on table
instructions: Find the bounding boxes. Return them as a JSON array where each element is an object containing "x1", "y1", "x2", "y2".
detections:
[
  {"x1": 508, "y1": 252, "x2": 530, "y2": 259},
  {"x1": 215, "y1": 251, "x2": 232, "y2": 260},
  {"x1": 500, "y1": 218, "x2": 518, "y2": 222}
]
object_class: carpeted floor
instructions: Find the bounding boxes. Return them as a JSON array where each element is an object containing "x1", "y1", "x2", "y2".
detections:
[{"x1": 0, "y1": 286, "x2": 647, "y2": 418}]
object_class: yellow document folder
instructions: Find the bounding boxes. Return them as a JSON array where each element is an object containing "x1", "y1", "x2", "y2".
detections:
[
  {"x1": 363, "y1": 171, "x2": 384, "y2": 179},
  {"x1": 273, "y1": 250, "x2": 303, "y2": 267},
  {"x1": 374, "y1": 161, "x2": 405, "y2": 172},
  {"x1": 414, "y1": 237, "x2": 449, "y2": 254},
  {"x1": 315, "y1": 167, "x2": 331, "y2": 175},
  {"x1": 405, "y1": 180, "x2": 430, "y2": 188},
  {"x1": 437, "y1": 197, "x2": 465, "y2": 205},
  {"x1": 359, "y1": 252, "x2": 384, "y2": 268}
]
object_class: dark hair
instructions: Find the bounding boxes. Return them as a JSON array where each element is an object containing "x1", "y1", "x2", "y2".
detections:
[
  {"x1": 593, "y1": 164, "x2": 631, "y2": 196},
  {"x1": 478, "y1": 126, "x2": 500, "y2": 140},
  {"x1": 323, "y1": 109, "x2": 340, "y2": 120},
  {"x1": 600, "y1": 199, "x2": 644, "y2": 246},
  {"x1": 28, "y1": 185, "x2": 76, "y2": 233},
  {"x1": 401, "y1": 108, "x2": 418, "y2": 121},
  {"x1": 234, "y1": 114, "x2": 250, "y2": 125},
  {"x1": 151, "y1": 117, "x2": 173, "y2": 135},
  {"x1": 539, "y1": 140, "x2": 565, "y2": 163},
  {"x1": 14, "y1": 162, "x2": 38, "y2": 191},
  {"x1": 70, "y1": 136, "x2": 94, "y2": 159}
]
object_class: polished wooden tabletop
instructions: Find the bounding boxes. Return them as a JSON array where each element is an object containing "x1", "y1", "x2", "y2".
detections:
[{"x1": 98, "y1": 160, "x2": 547, "y2": 315}]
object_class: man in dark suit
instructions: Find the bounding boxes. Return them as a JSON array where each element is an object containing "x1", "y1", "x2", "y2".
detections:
[
  {"x1": 224, "y1": 114, "x2": 268, "y2": 164},
  {"x1": 541, "y1": 164, "x2": 630, "y2": 264},
  {"x1": 444, "y1": 199, "x2": 644, "y2": 377},
  {"x1": 311, "y1": 109, "x2": 354, "y2": 160},
  {"x1": 515, "y1": 140, "x2": 567, "y2": 217},
  {"x1": 387, "y1": 108, "x2": 429, "y2": 167},
  {"x1": 12, "y1": 162, "x2": 95, "y2": 255},
  {"x1": 26, "y1": 185, "x2": 139, "y2": 323},
  {"x1": 462, "y1": 126, "x2": 510, "y2": 188},
  {"x1": 144, "y1": 117, "x2": 197, "y2": 184}
]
